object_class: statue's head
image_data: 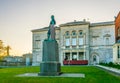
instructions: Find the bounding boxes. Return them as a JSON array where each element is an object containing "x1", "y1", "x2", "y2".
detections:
[{"x1": 51, "y1": 15, "x2": 54, "y2": 20}]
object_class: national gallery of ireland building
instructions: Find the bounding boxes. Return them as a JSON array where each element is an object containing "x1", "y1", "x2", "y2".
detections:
[{"x1": 32, "y1": 20, "x2": 116, "y2": 66}]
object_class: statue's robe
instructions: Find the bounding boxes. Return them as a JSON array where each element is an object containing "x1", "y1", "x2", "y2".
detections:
[{"x1": 50, "y1": 24, "x2": 55, "y2": 40}]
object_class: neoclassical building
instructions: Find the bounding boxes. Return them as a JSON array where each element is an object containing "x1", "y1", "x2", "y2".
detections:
[{"x1": 32, "y1": 20, "x2": 115, "y2": 66}]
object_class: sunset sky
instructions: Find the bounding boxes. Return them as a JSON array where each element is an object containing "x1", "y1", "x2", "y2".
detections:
[{"x1": 0, "y1": 0, "x2": 120, "y2": 56}]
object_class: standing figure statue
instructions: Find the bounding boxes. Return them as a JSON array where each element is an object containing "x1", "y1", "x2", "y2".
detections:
[{"x1": 47, "y1": 15, "x2": 56, "y2": 40}]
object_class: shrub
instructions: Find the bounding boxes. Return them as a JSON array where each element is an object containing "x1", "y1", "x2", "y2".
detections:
[
  {"x1": 108, "y1": 62, "x2": 113, "y2": 66},
  {"x1": 100, "y1": 62, "x2": 120, "y2": 69}
]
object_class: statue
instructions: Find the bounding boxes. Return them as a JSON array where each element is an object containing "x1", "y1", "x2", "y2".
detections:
[
  {"x1": 47, "y1": 15, "x2": 56, "y2": 40},
  {"x1": 39, "y1": 15, "x2": 61, "y2": 76}
]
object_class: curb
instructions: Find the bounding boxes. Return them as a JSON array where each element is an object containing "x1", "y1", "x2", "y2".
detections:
[{"x1": 96, "y1": 65, "x2": 120, "y2": 76}]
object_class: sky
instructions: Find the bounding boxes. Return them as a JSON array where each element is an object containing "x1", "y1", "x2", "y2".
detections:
[{"x1": 0, "y1": 0, "x2": 120, "y2": 56}]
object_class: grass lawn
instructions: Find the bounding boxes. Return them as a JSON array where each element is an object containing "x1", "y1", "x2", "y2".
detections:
[{"x1": 0, "y1": 66, "x2": 120, "y2": 83}]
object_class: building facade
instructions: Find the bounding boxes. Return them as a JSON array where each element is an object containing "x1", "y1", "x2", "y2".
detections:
[
  {"x1": 113, "y1": 44, "x2": 120, "y2": 64},
  {"x1": 22, "y1": 53, "x2": 33, "y2": 66},
  {"x1": 115, "y1": 12, "x2": 120, "y2": 42},
  {"x1": 113, "y1": 12, "x2": 120, "y2": 64},
  {"x1": 32, "y1": 20, "x2": 115, "y2": 66}
]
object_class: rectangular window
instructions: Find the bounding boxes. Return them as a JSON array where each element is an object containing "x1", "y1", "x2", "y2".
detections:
[
  {"x1": 65, "y1": 38, "x2": 70, "y2": 46},
  {"x1": 79, "y1": 37, "x2": 83, "y2": 45},
  {"x1": 72, "y1": 52, "x2": 77, "y2": 60},
  {"x1": 78, "y1": 52, "x2": 84, "y2": 60},
  {"x1": 118, "y1": 28, "x2": 120, "y2": 36},
  {"x1": 72, "y1": 38, "x2": 76, "y2": 46},
  {"x1": 64, "y1": 53, "x2": 70, "y2": 60},
  {"x1": 118, "y1": 46, "x2": 120, "y2": 58},
  {"x1": 33, "y1": 35, "x2": 41, "y2": 48}
]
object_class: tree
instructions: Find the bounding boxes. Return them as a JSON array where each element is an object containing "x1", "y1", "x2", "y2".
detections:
[
  {"x1": 5, "y1": 45, "x2": 11, "y2": 56},
  {"x1": 0, "y1": 40, "x2": 11, "y2": 61}
]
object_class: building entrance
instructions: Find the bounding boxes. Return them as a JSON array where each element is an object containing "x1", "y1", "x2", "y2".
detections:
[{"x1": 92, "y1": 54, "x2": 99, "y2": 65}]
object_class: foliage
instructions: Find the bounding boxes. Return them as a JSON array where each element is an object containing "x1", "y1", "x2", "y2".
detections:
[
  {"x1": 0, "y1": 40, "x2": 6, "y2": 57},
  {"x1": 100, "y1": 62, "x2": 120, "y2": 69},
  {"x1": 0, "y1": 40, "x2": 11, "y2": 61},
  {"x1": 0, "y1": 66, "x2": 120, "y2": 83}
]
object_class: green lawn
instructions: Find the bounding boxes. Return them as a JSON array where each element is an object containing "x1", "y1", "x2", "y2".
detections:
[{"x1": 0, "y1": 66, "x2": 120, "y2": 83}]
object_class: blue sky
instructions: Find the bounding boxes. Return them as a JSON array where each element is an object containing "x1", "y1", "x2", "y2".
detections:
[{"x1": 0, "y1": 0, "x2": 120, "y2": 56}]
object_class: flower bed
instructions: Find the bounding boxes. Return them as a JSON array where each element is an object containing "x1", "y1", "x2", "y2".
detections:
[{"x1": 63, "y1": 60, "x2": 88, "y2": 65}]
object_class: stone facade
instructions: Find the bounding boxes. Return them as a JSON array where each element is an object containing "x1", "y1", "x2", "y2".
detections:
[
  {"x1": 31, "y1": 21, "x2": 115, "y2": 66},
  {"x1": 113, "y1": 44, "x2": 120, "y2": 64},
  {"x1": 115, "y1": 12, "x2": 120, "y2": 42},
  {"x1": 90, "y1": 22, "x2": 115, "y2": 64}
]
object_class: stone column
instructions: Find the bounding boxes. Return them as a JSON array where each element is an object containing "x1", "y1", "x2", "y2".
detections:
[
  {"x1": 77, "y1": 52, "x2": 79, "y2": 60},
  {"x1": 70, "y1": 52, "x2": 72, "y2": 60},
  {"x1": 83, "y1": 52, "x2": 86, "y2": 60},
  {"x1": 70, "y1": 36, "x2": 72, "y2": 49},
  {"x1": 63, "y1": 52, "x2": 65, "y2": 60},
  {"x1": 77, "y1": 35, "x2": 79, "y2": 48}
]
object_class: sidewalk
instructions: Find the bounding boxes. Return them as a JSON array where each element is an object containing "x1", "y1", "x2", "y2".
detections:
[{"x1": 96, "y1": 65, "x2": 120, "y2": 76}]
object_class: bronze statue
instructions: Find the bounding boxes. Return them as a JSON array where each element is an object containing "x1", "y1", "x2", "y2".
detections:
[{"x1": 47, "y1": 15, "x2": 56, "y2": 40}]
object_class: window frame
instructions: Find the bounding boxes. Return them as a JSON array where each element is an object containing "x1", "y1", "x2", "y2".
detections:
[{"x1": 79, "y1": 37, "x2": 84, "y2": 45}]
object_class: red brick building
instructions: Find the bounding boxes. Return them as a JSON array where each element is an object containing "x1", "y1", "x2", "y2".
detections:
[{"x1": 115, "y1": 12, "x2": 120, "y2": 42}]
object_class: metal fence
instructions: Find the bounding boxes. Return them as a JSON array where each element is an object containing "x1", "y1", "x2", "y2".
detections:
[{"x1": 0, "y1": 61, "x2": 26, "y2": 66}]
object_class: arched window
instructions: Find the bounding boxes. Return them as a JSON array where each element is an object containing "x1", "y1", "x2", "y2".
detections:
[
  {"x1": 93, "y1": 55, "x2": 96, "y2": 61},
  {"x1": 65, "y1": 31, "x2": 69, "y2": 36},
  {"x1": 105, "y1": 37, "x2": 109, "y2": 45},
  {"x1": 71, "y1": 31, "x2": 77, "y2": 46},
  {"x1": 79, "y1": 30, "x2": 83, "y2": 35},
  {"x1": 104, "y1": 34, "x2": 110, "y2": 45},
  {"x1": 72, "y1": 31, "x2": 76, "y2": 36}
]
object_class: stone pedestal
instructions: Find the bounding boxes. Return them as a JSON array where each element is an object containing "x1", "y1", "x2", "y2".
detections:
[{"x1": 38, "y1": 40, "x2": 61, "y2": 76}]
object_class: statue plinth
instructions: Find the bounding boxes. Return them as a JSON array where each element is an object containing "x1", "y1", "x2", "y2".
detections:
[{"x1": 38, "y1": 39, "x2": 61, "y2": 76}]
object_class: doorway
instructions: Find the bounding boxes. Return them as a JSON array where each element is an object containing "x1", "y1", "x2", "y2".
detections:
[{"x1": 92, "y1": 54, "x2": 99, "y2": 65}]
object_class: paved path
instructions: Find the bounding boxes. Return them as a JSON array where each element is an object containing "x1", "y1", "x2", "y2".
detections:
[
  {"x1": 96, "y1": 65, "x2": 120, "y2": 76},
  {"x1": 17, "y1": 73, "x2": 85, "y2": 78}
]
